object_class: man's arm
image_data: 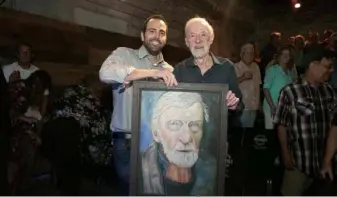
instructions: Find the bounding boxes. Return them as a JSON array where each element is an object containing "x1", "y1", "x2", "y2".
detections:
[
  {"x1": 263, "y1": 67, "x2": 276, "y2": 110},
  {"x1": 274, "y1": 87, "x2": 294, "y2": 169},
  {"x1": 227, "y1": 62, "x2": 244, "y2": 111},
  {"x1": 233, "y1": 63, "x2": 246, "y2": 83},
  {"x1": 99, "y1": 47, "x2": 159, "y2": 84},
  {"x1": 40, "y1": 88, "x2": 50, "y2": 116},
  {"x1": 321, "y1": 121, "x2": 337, "y2": 180},
  {"x1": 323, "y1": 123, "x2": 337, "y2": 165}
]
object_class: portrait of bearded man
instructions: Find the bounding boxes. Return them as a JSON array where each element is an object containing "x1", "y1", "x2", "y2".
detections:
[{"x1": 140, "y1": 91, "x2": 216, "y2": 196}]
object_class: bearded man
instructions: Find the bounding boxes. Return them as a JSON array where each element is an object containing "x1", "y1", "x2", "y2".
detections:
[
  {"x1": 99, "y1": 15, "x2": 177, "y2": 195},
  {"x1": 141, "y1": 92, "x2": 216, "y2": 196}
]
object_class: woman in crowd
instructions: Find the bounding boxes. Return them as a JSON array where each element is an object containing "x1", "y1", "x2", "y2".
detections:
[{"x1": 263, "y1": 46, "x2": 295, "y2": 132}]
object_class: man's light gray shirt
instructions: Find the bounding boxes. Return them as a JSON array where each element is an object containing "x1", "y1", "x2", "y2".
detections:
[{"x1": 99, "y1": 45, "x2": 173, "y2": 133}]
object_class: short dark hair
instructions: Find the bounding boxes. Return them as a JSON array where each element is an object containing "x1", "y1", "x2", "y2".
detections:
[
  {"x1": 303, "y1": 48, "x2": 336, "y2": 71},
  {"x1": 142, "y1": 15, "x2": 168, "y2": 33},
  {"x1": 15, "y1": 41, "x2": 33, "y2": 55},
  {"x1": 14, "y1": 41, "x2": 34, "y2": 61}
]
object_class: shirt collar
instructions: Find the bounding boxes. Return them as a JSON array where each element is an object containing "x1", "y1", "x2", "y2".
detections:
[
  {"x1": 187, "y1": 52, "x2": 220, "y2": 67},
  {"x1": 138, "y1": 45, "x2": 164, "y2": 63}
]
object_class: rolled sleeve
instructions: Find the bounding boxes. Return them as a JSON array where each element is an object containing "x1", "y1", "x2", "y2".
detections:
[
  {"x1": 263, "y1": 66, "x2": 275, "y2": 89},
  {"x1": 273, "y1": 87, "x2": 291, "y2": 126},
  {"x1": 99, "y1": 47, "x2": 136, "y2": 84},
  {"x1": 227, "y1": 63, "x2": 244, "y2": 113}
]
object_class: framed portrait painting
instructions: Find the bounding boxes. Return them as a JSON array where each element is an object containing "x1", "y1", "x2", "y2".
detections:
[{"x1": 130, "y1": 81, "x2": 228, "y2": 196}]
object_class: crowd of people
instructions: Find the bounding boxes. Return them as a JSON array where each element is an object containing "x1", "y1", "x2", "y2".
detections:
[{"x1": 0, "y1": 13, "x2": 337, "y2": 196}]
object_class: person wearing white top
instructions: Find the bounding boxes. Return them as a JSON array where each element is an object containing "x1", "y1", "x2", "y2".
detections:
[{"x1": 2, "y1": 42, "x2": 49, "y2": 116}]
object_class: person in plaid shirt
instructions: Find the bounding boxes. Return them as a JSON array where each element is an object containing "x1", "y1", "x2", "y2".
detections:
[{"x1": 273, "y1": 48, "x2": 336, "y2": 195}]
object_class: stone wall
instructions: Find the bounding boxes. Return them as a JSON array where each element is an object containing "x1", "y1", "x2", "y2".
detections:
[
  {"x1": 1, "y1": 0, "x2": 224, "y2": 53},
  {"x1": 0, "y1": 7, "x2": 190, "y2": 90}
]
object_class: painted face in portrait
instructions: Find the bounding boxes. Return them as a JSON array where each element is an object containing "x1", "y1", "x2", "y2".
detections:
[{"x1": 152, "y1": 92, "x2": 208, "y2": 168}]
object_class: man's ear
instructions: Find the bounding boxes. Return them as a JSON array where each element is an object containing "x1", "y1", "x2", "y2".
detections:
[
  {"x1": 141, "y1": 32, "x2": 145, "y2": 42},
  {"x1": 185, "y1": 37, "x2": 189, "y2": 48},
  {"x1": 209, "y1": 33, "x2": 214, "y2": 44}
]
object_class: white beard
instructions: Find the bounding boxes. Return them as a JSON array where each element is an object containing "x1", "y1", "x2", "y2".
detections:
[
  {"x1": 190, "y1": 44, "x2": 210, "y2": 58},
  {"x1": 161, "y1": 139, "x2": 199, "y2": 168}
]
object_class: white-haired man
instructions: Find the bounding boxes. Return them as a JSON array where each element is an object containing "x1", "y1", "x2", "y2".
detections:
[
  {"x1": 173, "y1": 17, "x2": 243, "y2": 114},
  {"x1": 141, "y1": 92, "x2": 216, "y2": 196},
  {"x1": 234, "y1": 42, "x2": 261, "y2": 128}
]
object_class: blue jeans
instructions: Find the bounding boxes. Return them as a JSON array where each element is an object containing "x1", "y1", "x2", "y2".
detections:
[{"x1": 112, "y1": 138, "x2": 131, "y2": 184}]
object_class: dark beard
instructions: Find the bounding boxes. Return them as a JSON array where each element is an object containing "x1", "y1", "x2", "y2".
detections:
[{"x1": 144, "y1": 40, "x2": 164, "y2": 56}]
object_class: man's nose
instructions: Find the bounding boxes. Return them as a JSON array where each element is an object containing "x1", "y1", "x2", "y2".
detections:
[
  {"x1": 154, "y1": 31, "x2": 160, "y2": 39},
  {"x1": 179, "y1": 125, "x2": 192, "y2": 144},
  {"x1": 195, "y1": 35, "x2": 202, "y2": 44}
]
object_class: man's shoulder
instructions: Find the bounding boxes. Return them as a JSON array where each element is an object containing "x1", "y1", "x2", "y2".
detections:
[
  {"x1": 174, "y1": 57, "x2": 194, "y2": 69},
  {"x1": 215, "y1": 56, "x2": 234, "y2": 65},
  {"x1": 214, "y1": 56, "x2": 236, "y2": 72},
  {"x1": 161, "y1": 61, "x2": 173, "y2": 71},
  {"x1": 283, "y1": 82, "x2": 297, "y2": 91},
  {"x1": 30, "y1": 64, "x2": 39, "y2": 71},
  {"x1": 2, "y1": 63, "x2": 16, "y2": 79},
  {"x1": 2, "y1": 62, "x2": 16, "y2": 70},
  {"x1": 281, "y1": 82, "x2": 304, "y2": 97},
  {"x1": 113, "y1": 47, "x2": 138, "y2": 56}
]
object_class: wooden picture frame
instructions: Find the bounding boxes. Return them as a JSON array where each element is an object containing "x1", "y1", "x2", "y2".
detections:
[{"x1": 130, "y1": 81, "x2": 228, "y2": 196}]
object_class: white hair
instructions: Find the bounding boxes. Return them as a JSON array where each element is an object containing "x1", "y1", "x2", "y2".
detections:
[
  {"x1": 184, "y1": 17, "x2": 214, "y2": 38},
  {"x1": 151, "y1": 91, "x2": 209, "y2": 135},
  {"x1": 240, "y1": 42, "x2": 254, "y2": 54}
]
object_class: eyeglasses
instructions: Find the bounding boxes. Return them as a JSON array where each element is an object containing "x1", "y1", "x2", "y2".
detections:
[{"x1": 165, "y1": 120, "x2": 203, "y2": 133}]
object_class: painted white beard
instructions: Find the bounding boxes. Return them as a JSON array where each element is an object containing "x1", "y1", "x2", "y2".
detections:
[{"x1": 161, "y1": 139, "x2": 199, "y2": 168}]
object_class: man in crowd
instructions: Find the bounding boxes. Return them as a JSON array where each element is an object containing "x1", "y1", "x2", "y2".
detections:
[
  {"x1": 234, "y1": 42, "x2": 261, "y2": 128},
  {"x1": 141, "y1": 92, "x2": 216, "y2": 195},
  {"x1": 2, "y1": 42, "x2": 49, "y2": 115},
  {"x1": 173, "y1": 17, "x2": 242, "y2": 112},
  {"x1": 99, "y1": 15, "x2": 177, "y2": 194},
  {"x1": 259, "y1": 32, "x2": 282, "y2": 80},
  {"x1": 327, "y1": 33, "x2": 337, "y2": 89},
  {"x1": 273, "y1": 48, "x2": 336, "y2": 195}
]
